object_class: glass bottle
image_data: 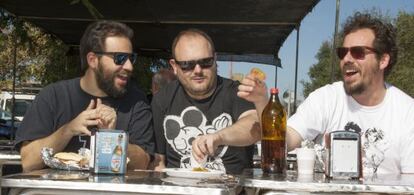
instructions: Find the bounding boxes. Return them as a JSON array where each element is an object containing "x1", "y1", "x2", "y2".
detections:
[
  {"x1": 261, "y1": 87, "x2": 287, "y2": 174},
  {"x1": 111, "y1": 134, "x2": 123, "y2": 172}
]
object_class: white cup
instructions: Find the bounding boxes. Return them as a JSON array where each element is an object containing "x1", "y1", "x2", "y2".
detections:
[
  {"x1": 256, "y1": 142, "x2": 262, "y2": 157},
  {"x1": 296, "y1": 148, "x2": 316, "y2": 175}
]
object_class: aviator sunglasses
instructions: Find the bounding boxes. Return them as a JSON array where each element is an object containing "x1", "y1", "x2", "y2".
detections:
[
  {"x1": 336, "y1": 46, "x2": 378, "y2": 60},
  {"x1": 94, "y1": 51, "x2": 138, "y2": 65},
  {"x1": 174, "y1": 57, "x2": 215, "y2": 71}
]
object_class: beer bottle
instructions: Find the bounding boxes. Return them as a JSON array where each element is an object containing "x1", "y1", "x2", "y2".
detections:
[
  {"x1": 261, "y1": 88, "x2": 287, "y2": 174},
  {"x1": 111, "y1": 134, "x2": 123, "y2": 172}
]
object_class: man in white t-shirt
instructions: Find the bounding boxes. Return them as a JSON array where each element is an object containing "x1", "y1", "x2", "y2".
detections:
[{"x1": 238, "y1": 12, "x2": 414, "y2": 174}]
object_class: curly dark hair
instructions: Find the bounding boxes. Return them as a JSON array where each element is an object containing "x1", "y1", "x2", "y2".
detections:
[
  {"x1": 342, "y1": 12, "x2": 397, "y2": 77},
  {"x1": 79, "y1": 20, "x2": 134, "y2": 71}
]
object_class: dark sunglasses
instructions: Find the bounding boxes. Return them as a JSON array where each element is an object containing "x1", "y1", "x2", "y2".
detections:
[
  {"x1": 94, "y1": 51, "x2": 137, "y2": 65},
  {"x1": 174, "y1": 57, "x2": 215, "y2": 71},
  {"x1": 336, "y1": 46, "x2": 378, "y2": 60}
]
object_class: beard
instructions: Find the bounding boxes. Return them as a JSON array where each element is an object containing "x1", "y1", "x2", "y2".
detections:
[
  {"x1": 342, "y1": 62, "x2": 379, "y2": 96},
  {"x1": 95, "y1": 62, "x2": 128, "y2": 98},
  {"x1": 343, "y1": 81, "x2": 365, "y2": 95}
]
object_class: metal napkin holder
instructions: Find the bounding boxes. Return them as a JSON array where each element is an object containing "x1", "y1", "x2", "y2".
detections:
[{"x1": 325, "y1": 131, "x2": 362, "y2": 179}]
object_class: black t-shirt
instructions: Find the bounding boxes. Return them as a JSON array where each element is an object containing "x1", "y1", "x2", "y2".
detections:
[
  {"x1": 151, "y1": 76, "x2": 255, "y2": 174},
  {"x1": 15, "y1": 78, "x2": 155, "y2": 155}
]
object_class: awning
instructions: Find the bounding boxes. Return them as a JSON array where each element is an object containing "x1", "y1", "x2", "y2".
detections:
[{"x1": 0, "y1": 0, "x2": 319, "y2": 66}]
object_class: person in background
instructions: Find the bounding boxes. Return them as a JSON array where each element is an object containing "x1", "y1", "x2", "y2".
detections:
[
  {"x1": 151, "y1": 29, "x2": 261, "y2": 174},
  {"x1": 16, "y1": 21, "x2": 154, "y2": 172},
  {"x1": 151, "y1": 68, "x2": 176, "y2": 95},
  {"x1": 238, "y1": 12, "x2": 414, "y2": 174}
]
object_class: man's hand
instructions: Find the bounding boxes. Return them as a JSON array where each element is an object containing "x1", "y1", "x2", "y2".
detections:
[
  {"x1": 96, "y1": 98, "x2": 117, "y2": 129},
  {"x1": 237, "y1": 74, "x2": 268, "y2": 105},
  {"x1": 191, "y1": 133, "x2": 222, "y2": 162},
  {"x1": 63, "y1": 99, "x2": 99, "y2": 136}
]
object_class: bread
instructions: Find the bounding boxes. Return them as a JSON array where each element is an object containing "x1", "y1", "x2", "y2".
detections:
[
  {"x1": 54, "y1": 152, "x2": 84, "y2": 162},
  {"x1": 54, "y1": 152, "x2": 88, "y2": 167}
]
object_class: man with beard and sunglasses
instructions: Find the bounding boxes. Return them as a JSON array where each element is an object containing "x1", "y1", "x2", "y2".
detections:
[
  {"x1": 238, "y1": 12, "x2": 414, "y2": 175},
  {"x1": 150, "y1": 29, "x2": 261, "y2": 174},
  {"x1": 16, "y1": 21, "x2": 154, "y2": 172}
]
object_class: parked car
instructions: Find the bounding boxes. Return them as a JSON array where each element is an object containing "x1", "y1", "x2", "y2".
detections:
[
  {"x1": 0, "y1": 108, "x2": 20, "y2": 139},
  {"x1": 0, "y1": 91, "x2": 36, "y2": 121}
]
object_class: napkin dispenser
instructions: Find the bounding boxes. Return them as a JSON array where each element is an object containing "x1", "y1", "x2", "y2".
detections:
[
  {"x1": 325, "y1": 131, "x2": 362, "y2": 179},
  {"x1": 90, "y1": 129, "x2": 128, "y2": 174}
]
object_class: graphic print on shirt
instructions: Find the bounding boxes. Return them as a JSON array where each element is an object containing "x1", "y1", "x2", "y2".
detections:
[
  {"x1": 344, "y1": 122, "x2": 389, "y2": 174},
  {"x1": 78, "y1": 135, "x2": 88, "y2": 148},
  {"x1": 163, "y1": 106, "x2": 230, "y2": 171},
  {"x1": 362, "y1": 127, "x2": 389, "y2": 174}
]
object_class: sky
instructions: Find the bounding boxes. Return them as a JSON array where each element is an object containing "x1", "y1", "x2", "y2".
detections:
[{"x1": 217, "y1": 0, "x2": 414, "y2": 101}]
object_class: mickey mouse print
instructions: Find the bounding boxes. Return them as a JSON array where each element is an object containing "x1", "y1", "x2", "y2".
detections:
[{"x1": 163, "y1": 106, "x2": 229, "y2": 171}]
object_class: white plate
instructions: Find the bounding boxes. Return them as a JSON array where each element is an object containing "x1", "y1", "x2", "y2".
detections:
[{"x1": 163, "y1": 168, "x2": 225, "y2": 179}]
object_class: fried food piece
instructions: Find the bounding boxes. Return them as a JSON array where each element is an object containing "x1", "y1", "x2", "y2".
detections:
[
  {"x1": 250, "y1": 68, "x2": 266, "y2": 81},
  {"x1": 192, "y1": 167, "x2": 209, "y2": 172}
]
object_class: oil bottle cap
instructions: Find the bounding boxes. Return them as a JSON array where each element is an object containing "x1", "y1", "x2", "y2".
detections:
[{"x1": 270, "y1": 88, "x2": 279, "y2": 94}]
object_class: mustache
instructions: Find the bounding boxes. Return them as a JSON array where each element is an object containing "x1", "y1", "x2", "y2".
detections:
[
  {"x1": 191, "y1": 72, "x2": 205, "y2": 78},
  {"x1": 342, "y1": 62, "x2": 359, "y2": 72},
  {"x1": 117, "y1": 70, "x2": 132, "y2": 77}
]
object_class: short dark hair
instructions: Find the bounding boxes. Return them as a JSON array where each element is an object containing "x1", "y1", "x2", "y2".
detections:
[
  {"x1": 79, "y1": 20, "x2": 134, "y2": 71},
  {"x1": 171, "y1": 28, "x2": 215, "y2": 59},
  {"x1": 152, "y1": 68, "x2": 176, "y2": 88},
  {"x1": 342, "y1": 12, "x2": 397, "y2": 77}
]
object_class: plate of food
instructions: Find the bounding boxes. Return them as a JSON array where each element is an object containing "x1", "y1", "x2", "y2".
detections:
[{"x1": 163, "y1": 168, "x2": 225, "y2": 179}]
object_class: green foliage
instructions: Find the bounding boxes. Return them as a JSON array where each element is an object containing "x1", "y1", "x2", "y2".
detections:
[
  {"x1": 132, "y1": 58, "x2": 171, "y2": 94},
  {"x1": 387, "y1": 11, "x2": 414, "y2": 97},
  {"x1": 301, "y1": 41, "x2": 341, "y2": 97},
  {"x1": 0, "y1": 16, "x2": 81, "y2": 89}
]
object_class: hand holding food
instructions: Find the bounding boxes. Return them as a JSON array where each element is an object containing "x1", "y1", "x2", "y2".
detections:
[
  {"x1": 237, "y1": 68, "x2": 268, "y2": 105},
  {"x1": 250, "y1": 67, "x2": 266, "y2": 81}
]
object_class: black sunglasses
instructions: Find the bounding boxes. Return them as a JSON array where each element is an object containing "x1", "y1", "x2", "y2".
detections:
[
  {"x1": 336, "y1": 46, "x2": 378, "y2": 60},
  {"x1": 94, "y1": 51, "x2": 137, "y2": 65},
  {"x1": 174, "y1": 57, "x2": 215, "y2": 71}
]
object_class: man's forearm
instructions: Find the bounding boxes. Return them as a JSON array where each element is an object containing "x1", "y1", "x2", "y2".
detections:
[
  {"x1": 127, "y1": 144, "x2": 150, "y2": 170},
  {"x1": 217, "y1": 110, "x2": 261, "y2": 146},
  {"x1": 287, "y1": 126, "x2": 303, "y2": 151},
  {"x1": 20, "y1": 125, "x2": 74, "y2": 172}
]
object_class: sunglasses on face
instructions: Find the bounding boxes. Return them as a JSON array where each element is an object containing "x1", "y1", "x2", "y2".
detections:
[
  {"x1": 336, "y1": 46, "x2": 378, "y2": 60},
  {"x1": 174, "y1": 57, "x2": 215, "y2": 71},
  {"x1": 94, "y1": 51, "x2": 138, "y2": 65}
]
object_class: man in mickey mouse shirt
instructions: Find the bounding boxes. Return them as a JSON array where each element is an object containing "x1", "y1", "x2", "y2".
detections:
[{"x1": 151, "y1": 29, "x2": 261, "y2": 174}]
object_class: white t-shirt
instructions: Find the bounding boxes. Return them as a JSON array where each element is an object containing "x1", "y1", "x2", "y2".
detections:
[{"x1": 288, "y1": 81, "x2": 414, "y2": 174}]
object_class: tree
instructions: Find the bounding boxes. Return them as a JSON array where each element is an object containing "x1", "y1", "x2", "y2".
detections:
[
  {"x1": 387, "y1": 11, "x2": 414, "y2": 97},
  {"x1": 0, "y1": 16, "x2": 80, "y2": 89},
  {"x1": 301, "y1": 41, "x2": 341, "y2": 97}
]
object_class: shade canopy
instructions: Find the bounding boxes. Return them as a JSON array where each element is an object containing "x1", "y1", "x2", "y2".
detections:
[{"x1": 0, "y1": 0, "x2": 319, "y2": 66}]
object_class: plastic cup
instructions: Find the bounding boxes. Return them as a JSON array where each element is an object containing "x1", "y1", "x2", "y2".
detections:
[{"x1": 296, "y1": 148, "x2": 316, "y2": 175}]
